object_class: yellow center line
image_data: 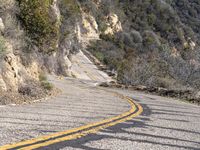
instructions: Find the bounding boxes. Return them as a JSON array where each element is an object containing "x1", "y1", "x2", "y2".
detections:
[
  {"x1": 21, "y1": 102, "x2": 142, "y2": 150},
  {"x1": 0, "y1": 93, "x2": 143, "y2": 150}
]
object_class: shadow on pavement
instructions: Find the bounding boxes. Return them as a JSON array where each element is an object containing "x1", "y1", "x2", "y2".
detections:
[{"x1": 36, "y1": 102, "x2": 200, "y2": 150}]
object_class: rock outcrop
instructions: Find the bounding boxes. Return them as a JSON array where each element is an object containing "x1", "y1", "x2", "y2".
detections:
[
  {"x1": 0, "y1": 0, "x2": 81, "y2": 92},
  {"x1": 104, "y1": 13, "x2": 122, "y2": 35}
]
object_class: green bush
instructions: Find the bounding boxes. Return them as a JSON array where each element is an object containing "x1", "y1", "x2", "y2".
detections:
[
  {"x1": 99, "y1": 33, "x2": 115, "y2": 42},
  {"x1": 61, "y1": 0, "x2": 80, "y2": 15},
  {"x1": 17, "y1": 0, "x2": 59, "y2": 53},
  {"x1": 98, "y1": 22, "x2": 108, "y2": 33},
  {"x1": 39, "y1": 72, "x2": 53, "y2": 90},
  {"x1": 94, "y1": 51, "x2": 105, "y2": 63},
  {"x1": 41, "y1": 81, "x2": 53, "y2": 90}
]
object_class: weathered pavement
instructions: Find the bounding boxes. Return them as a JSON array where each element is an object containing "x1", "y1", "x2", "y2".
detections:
[
  {"x1": 70, "y1": 50, "x2": 113, "y2": 82},
  {"x1": 35, "y1": 86, "x2": 200, "y2": 150},
  {"x1": 0, "y1": 50, "x2": 200, "y2": 150},
  {"x1": 0, "y1": 77, "x2": 131, "y2": 147}
]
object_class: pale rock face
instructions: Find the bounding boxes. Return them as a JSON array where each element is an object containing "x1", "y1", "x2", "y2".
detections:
[
  {"x1": 0, "y1": 42, "x2": 39, "y2": 91},
  {"x1": 26, "y1": 61, "x2": 40, "y2": 79},
  {"x1": 189, "y1": 41, "x2": 196, "y2": 50},
  {"x1": 0, "y1": 18, "x2": 5, "y2": 33},
  {"x1": 81, "y1": 13, "x2": 99, "y2": 39},
  {"x1": 0, "y1": 51, "x2": 43, "y2": 92},
  {"x1": 171, "y1": 47, "x2": 180, "y2": 57},
  {"x1": 75, "y1": 13, "x2": 99, "y2": 50},
  {"x1": 184, "y1": 38, "x2": 196, "y2": 50},
  {"x1": 0, "y1": 53, "x2": 22, "y2": 91},
  {"x1": 64, "y1": 55, "x2": 72, "y2": 76},
  {"x1": 92, "y1": 0, "x2": 101, "y2": 5},
  {"x1": 104, "y1": 13, "x2": 122, "y2": 35},
  {"x1": 0, "y1": 74, "x2": 7, "y2": 91}
]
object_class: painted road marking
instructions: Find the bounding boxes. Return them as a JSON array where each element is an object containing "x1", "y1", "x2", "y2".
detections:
[{"x1": 0, "y1": 94, "x2": 143, "y2": 150}]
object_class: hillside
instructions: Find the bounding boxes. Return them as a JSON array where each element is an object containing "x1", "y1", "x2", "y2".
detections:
[
  {"x1": 84, "y1": 0, "x2": 200, "y2": 90},
  {"x1": 0, "y1": 0, "x2": 200, "y2": 104}
]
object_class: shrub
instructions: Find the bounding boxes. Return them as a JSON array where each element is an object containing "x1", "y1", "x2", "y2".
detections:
[
  {"x1": 143, "y1": 31, "x2": 161, "y2": 47},
  {"x1": 41, "y1": 81, "x2": 53, "y2": 90},
  {"x1": 61, "y1": 0, "x2": 80, "y2": 15},
  {"x1": 17, "y1": 0, "x2": 59, "y2": 53},
  {"x1": 39, "y1": 72, "x2": 53, "y2": 90},
  {"x1": 130, "y1": 30, "x2": 143, "y2": 43},
  {"x1": 94, "y1": 51, "x2": 105, "y2": 63},
  {"x1": 123, "y1": 33, "x2": 133, "y2": 46},
  {"x1": 147, "y1": 13, "x2": 157, "y2": 26},
  {"x1": 98, "y1": 22, "x2": 108, "y2": 33},
  {"x1": 99, "y1": 33, "x2": 115, "y2": 42}
]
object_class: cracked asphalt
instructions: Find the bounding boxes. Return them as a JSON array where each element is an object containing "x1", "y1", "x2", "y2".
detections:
[{"x1": 0, "y1": 50, "x2": 200, "y2": 149}]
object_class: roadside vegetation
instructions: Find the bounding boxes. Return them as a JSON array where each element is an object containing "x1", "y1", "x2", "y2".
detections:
[
  {"x1": 16, "y1": 0, "x2": 59, "y2": 53},
  {"x1": 39, "y1": 72, "x2": 53, "y2": 91},
  {"x1": 85, "y1": 0, "x2": 200, "y2": 103},
  {"x1": 86, "y1": 0, "x2": 200, "y2": 89}
]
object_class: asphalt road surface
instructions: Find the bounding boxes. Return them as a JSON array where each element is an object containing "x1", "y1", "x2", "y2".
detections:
[
  {"x1": 70, "y1": 50, "x2": 113, "y2": 82},
  {"x1": 0, "y1": 51, "x2": 200, "y2": 150}
]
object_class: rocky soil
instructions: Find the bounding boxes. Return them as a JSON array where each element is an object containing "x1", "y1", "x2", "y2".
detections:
[
  {"x1": 0, "y1": 79, "x2": 60, "y2": 105},
  {"x1": 0, "y1": 0, "x2": 79, "y2": 104}
]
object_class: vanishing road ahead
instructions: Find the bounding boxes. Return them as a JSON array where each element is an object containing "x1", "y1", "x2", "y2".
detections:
[{"x1": 0, "y1": 50, "x2": 200, "y2": 150}]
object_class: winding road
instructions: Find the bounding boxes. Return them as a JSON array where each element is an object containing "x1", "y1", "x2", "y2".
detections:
[{"x1": 0, "y1": 51, "x2": 200, "y2": 150}]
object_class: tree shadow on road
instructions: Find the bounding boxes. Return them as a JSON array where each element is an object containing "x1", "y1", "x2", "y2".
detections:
[{"x1": 36, "y1": 102, "x2": 200, "y2": 150}]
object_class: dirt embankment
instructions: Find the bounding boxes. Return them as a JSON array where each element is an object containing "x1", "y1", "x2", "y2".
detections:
[{"x1": 0, "y1": 78, "x2": 60, "y2": 105}]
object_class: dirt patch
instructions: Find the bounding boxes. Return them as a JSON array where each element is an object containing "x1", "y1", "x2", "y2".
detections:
[{"x1": 0, "y1": 80, "x2": 60, "y2": 105}]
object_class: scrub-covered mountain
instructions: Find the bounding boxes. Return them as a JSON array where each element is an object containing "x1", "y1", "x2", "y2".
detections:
[{"x1": 84, "y1": 0, "x2": 200, "y2": 92}]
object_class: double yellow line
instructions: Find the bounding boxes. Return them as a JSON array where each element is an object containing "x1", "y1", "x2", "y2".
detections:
[{"x1": 0, "y1": 94, "x2": 143, "y2": 150}]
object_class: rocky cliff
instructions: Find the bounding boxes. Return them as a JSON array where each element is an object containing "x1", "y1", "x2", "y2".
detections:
[{"x1": 0, "y1": 0, "x2": 78, "y2": 92}]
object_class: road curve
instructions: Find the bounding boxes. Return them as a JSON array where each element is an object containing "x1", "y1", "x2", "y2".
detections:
[
  {"x1": 37, "y1": 86, "x2": 200, "y2": 150},
  {"x1": 0, "y1": 50, "x2": 200, "y2": 150},
  {"x1": 0, "y1": 76, "x2": 142, "y2": 149}
]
